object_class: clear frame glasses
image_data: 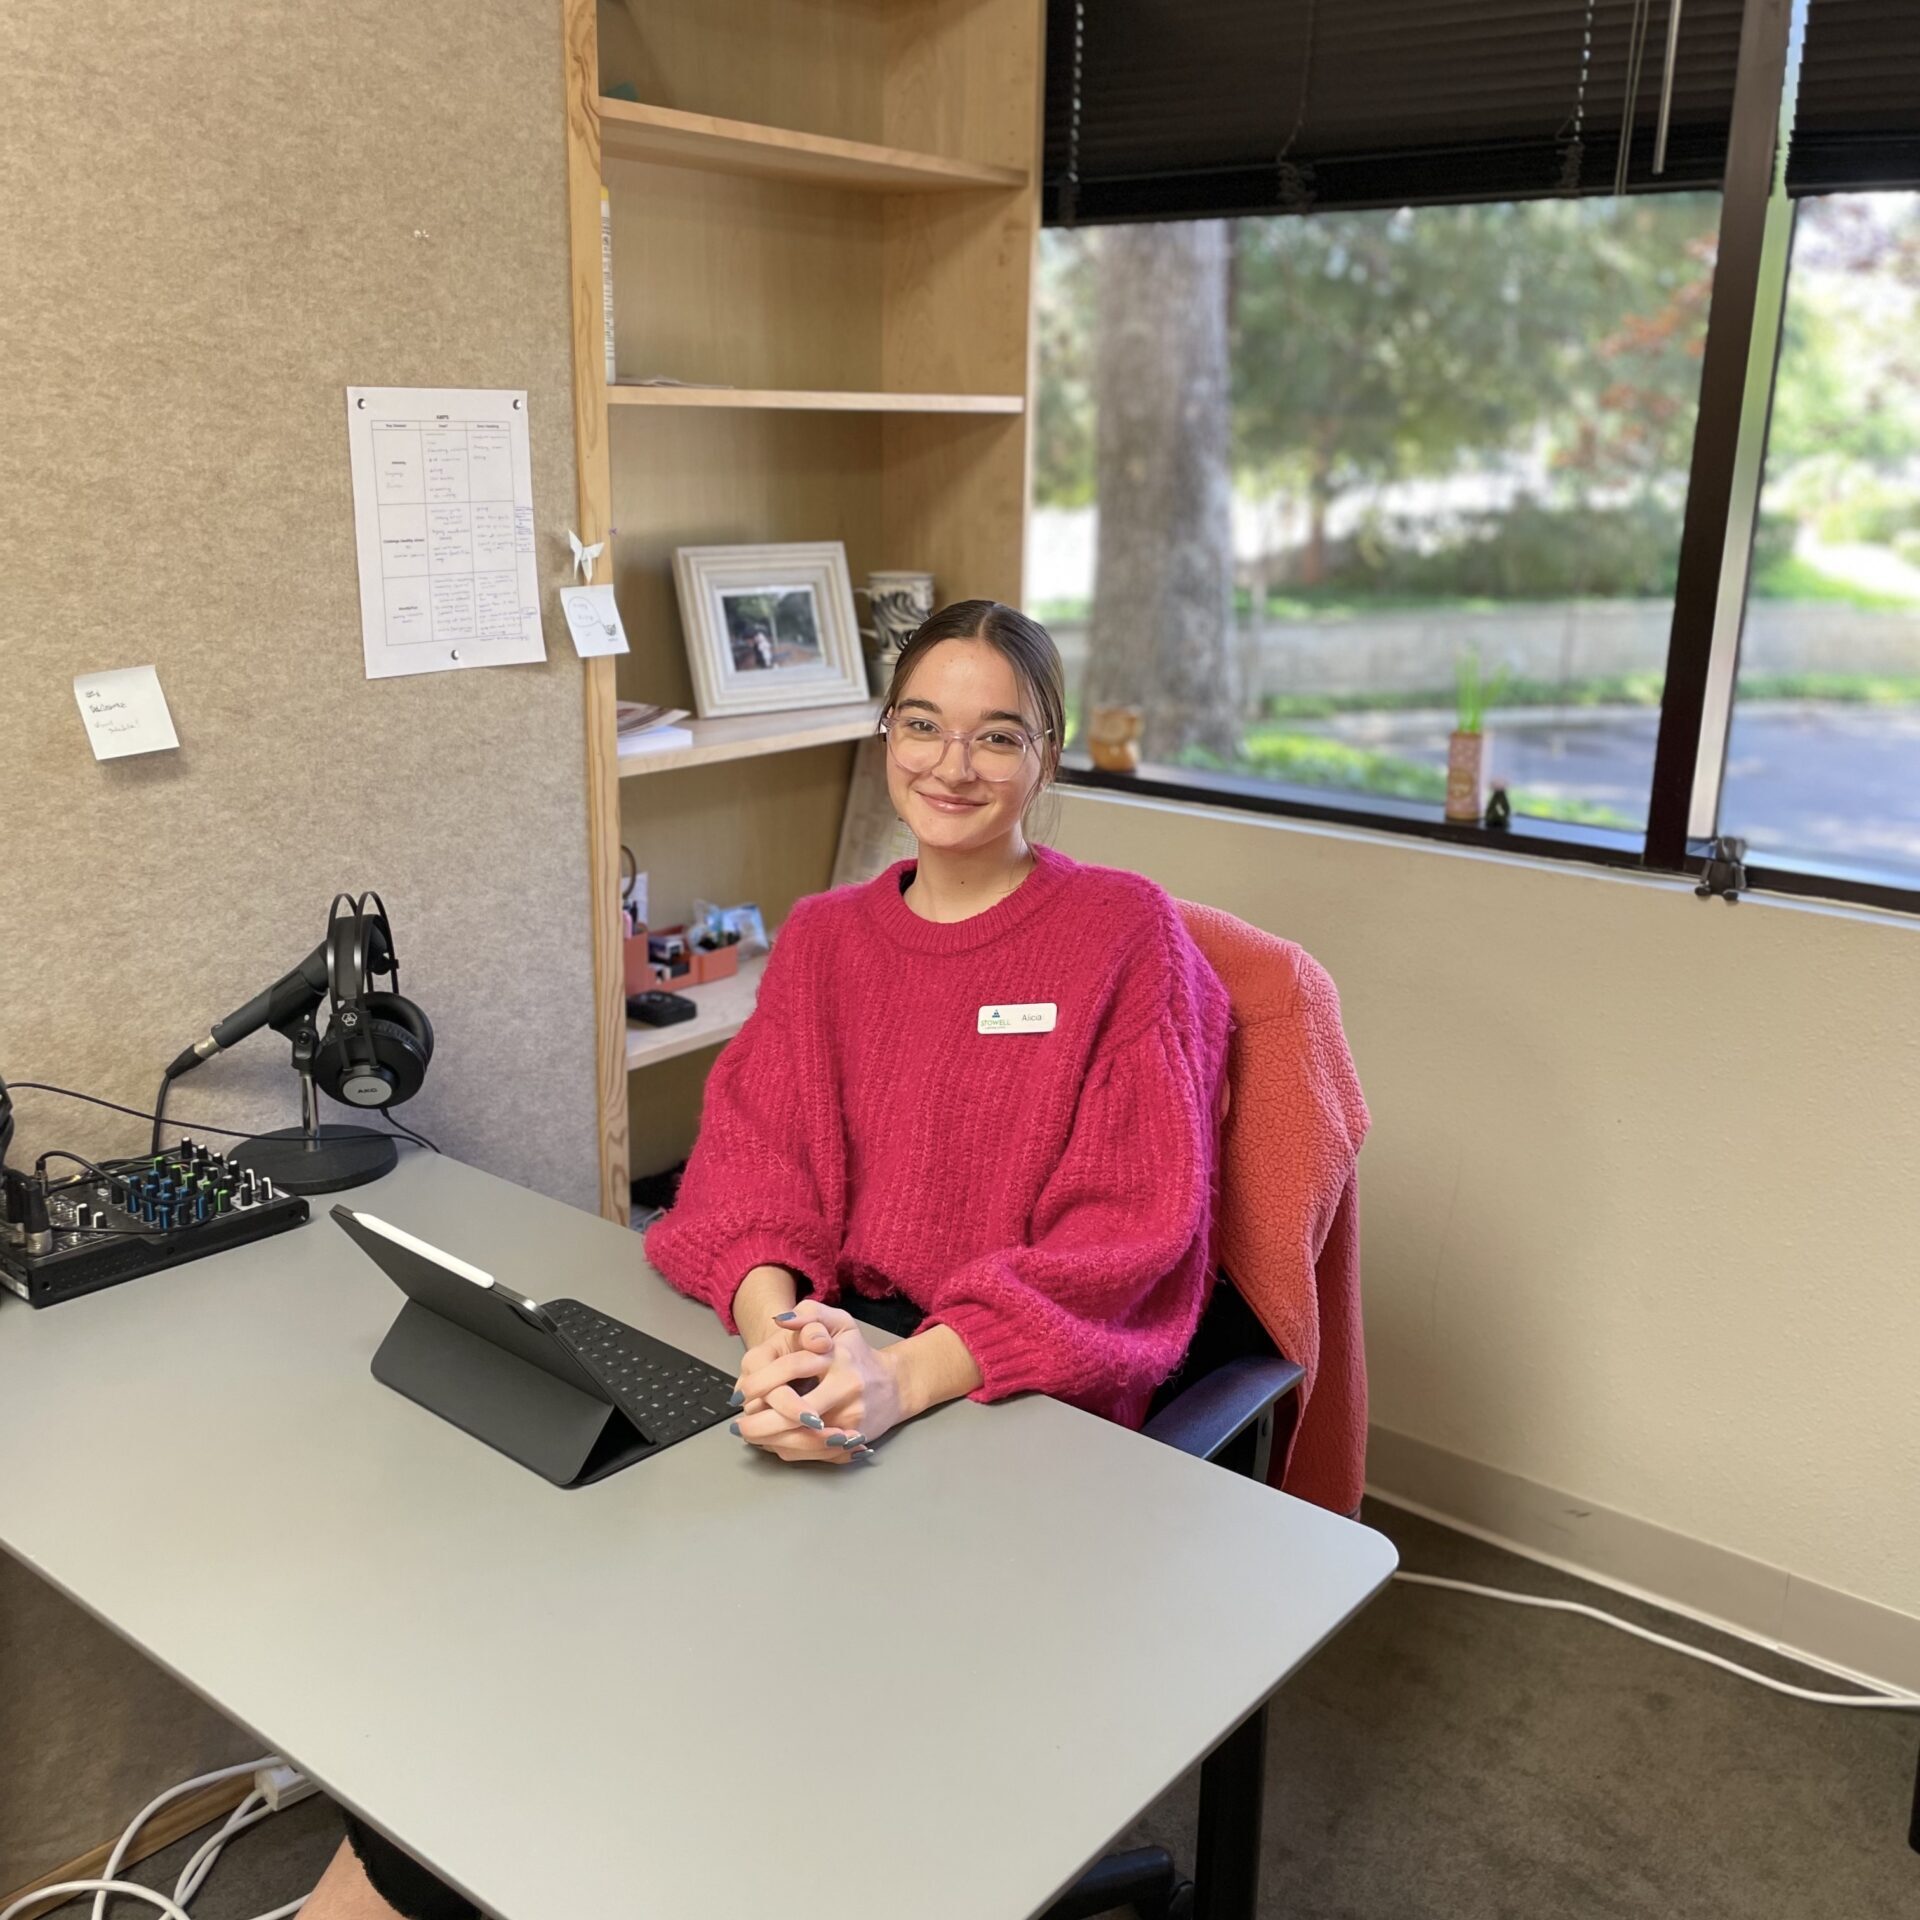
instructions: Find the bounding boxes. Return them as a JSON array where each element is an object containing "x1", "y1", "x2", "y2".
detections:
[{"x1": 879, "y1": 710, "x2": 1051, "y2": 785}]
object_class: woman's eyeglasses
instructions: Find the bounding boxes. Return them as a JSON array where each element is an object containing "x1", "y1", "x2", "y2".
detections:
[{"x1": 879, "y1": 711, "x2": 1050, "y2": 785}]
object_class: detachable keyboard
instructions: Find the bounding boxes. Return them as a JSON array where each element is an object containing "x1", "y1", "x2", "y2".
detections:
[{"x1": 543, "y1": 1297, "x2": 738, "y2": 1449}]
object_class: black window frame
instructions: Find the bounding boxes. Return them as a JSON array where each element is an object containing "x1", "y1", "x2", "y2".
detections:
[{"x1": 1049, "y1": 0, "x2": 1920, "y2": 919}]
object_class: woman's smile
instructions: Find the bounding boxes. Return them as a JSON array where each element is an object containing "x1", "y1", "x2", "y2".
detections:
[{"x1": 913, "y1": 788, "x2": 989, "y2": 813}]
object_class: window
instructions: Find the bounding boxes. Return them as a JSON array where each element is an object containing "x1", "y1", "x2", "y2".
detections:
[
  {"x1": 1035, "y1": 197, "x2": 1721, "y2": 830},
  {"x1": 1034, "y1": 0, "x2": 1920, "y2": 911},
  {"x1": 1722, "y1": 193, "x2": 1920, "y2": 878}
]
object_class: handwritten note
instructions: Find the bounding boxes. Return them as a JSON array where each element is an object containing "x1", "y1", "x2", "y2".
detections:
[
  {"x1": 559, "y1": 584, "x2": 630, "y2": 658},
  {"x1": 73, "y1": 666, "x2": 180, "y2": 761}
]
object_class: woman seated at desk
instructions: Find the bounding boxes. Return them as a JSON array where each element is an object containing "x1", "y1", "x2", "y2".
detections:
[{"x1": 303, "y1": 599, "x2": 1230, "y2": 1919}]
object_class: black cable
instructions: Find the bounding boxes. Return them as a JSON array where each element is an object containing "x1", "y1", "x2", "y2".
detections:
[
  {"x1": 14, "y1": 1077, "x2": 441, "y2": 1162},
  {"x1": 151, "y1": 1071, "x2": 172, "y2": 1157},
  {"x1": 34, "y1": 1150, "x2": 124, "y2": 1184},
  {"x1": 5, "y1": 1082, "x2": 257, "y2": 1142}
]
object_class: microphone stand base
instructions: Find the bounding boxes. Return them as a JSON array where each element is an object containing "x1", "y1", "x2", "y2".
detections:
[{"x1": 231, "y1": 1125, "x2": 398, "y2": 1195}]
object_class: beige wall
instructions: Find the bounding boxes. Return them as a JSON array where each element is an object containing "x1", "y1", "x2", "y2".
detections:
[
  {"x1": 1, "y1": 0, "x2": 598, "y2": 1888},
  {"x1": 1054, "y1": 789, "x2": 1920, "y2": 1627},
  {"x1": 0, "y1": 0, "x2": 600, "y2": 1208}
]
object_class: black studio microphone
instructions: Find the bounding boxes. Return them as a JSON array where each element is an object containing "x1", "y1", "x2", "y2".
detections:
[{"x1": 163, "y1": 919, "x2": 394, "y2": 1080}]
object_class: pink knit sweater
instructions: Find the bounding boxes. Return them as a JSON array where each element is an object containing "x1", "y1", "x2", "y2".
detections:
[{"x1": 645, "y1": 844, "x2": 1231, "y2": 1427}]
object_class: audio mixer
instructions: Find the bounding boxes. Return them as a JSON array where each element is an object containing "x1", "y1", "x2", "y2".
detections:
[{"x1": 0, "y1": 1139, "x2": 309, "y2": 1309}]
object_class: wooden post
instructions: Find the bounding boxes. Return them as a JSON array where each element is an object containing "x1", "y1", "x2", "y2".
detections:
[{"x1": 559, "y1": 0, "x2": 630, "y2": 1221}]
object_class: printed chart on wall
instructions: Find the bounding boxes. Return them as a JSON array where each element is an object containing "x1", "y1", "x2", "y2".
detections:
[{"x1": 345, "y1": 387, "x2": 546, "y2": 679}]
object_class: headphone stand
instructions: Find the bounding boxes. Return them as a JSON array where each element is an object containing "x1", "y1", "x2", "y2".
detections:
[{"x1": 228, "y1": 1023, "x2": 399, "y2": 1196}]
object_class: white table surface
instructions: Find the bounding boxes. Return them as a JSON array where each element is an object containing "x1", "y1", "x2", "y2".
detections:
[{"x1": 0, "y1": 1152, "x2": 1396, "y2": 1920}]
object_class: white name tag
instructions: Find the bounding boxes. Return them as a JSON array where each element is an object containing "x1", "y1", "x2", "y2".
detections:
[{"x1": 978, "y1": 1002, "x2": 1057, "y2": 1034}]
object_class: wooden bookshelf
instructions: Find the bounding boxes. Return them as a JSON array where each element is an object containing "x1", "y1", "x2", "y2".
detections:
[
  {"x1": 598, "y1": 98, "x2": 1026, "y2": 192},
  {"x1": 564, "y1": 0, "x2": 1044, "y2": 1197},
  {"x1": 618, "y1": 700, "x2": 881, "y2": 778}
]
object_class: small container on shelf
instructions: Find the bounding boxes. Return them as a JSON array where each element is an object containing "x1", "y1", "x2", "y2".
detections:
[
  {"x1": 689, "y1": 941, "x2": 740, "y2": 986},
  {"x1": 646, "y1": 925, "x2": 741, "y2": 986}
]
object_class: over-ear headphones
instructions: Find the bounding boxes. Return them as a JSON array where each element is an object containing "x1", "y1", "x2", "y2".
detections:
[{"x1": 312, "y1": 893, "x2": 435, "y2": 1110}]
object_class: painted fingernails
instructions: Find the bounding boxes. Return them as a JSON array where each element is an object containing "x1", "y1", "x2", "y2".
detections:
[
  {"x1": 727, "y1": 1389, "x2": 745, "y2": 1407},
  {"x1": 773, "y1": 1311, "x2": 798, "y2": 1324},
  {"x1": 851, "y1": 1447, "x2": 877, "y2": 1463},
  {"x1": 799, "y1": 1411, "x2": 826, "y2": 1431},
  {"x1": 728, "y1": 1421, "x2": 742, "y2": 1437}
]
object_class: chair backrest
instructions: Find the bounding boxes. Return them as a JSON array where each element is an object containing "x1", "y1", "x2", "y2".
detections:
[{"x1": 1169, "y1": 899, "x2": 1370, "y2": 1504}]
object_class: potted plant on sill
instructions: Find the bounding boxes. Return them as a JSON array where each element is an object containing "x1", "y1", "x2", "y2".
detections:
[{"x1": 1446, "y1": 650, "x2": 1506, "y2": 823}]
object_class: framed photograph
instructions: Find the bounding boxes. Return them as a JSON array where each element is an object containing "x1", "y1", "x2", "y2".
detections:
[{"x1": 672, "y1": 542, "x2": 867, "y2": 718}]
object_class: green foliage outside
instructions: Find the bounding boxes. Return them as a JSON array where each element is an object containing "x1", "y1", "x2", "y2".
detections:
[
  {"x1": 1039, "y1": 543, "x2": 1910, "y2": 623},
  {"x1": 1037, "y1": 196, "x2": 1920, "y2": 607},
  {"x1": 1257, "y1": 672, "x2": 1920, "y2": 720}
]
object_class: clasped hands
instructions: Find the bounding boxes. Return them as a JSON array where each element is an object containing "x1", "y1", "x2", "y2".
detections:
[{"x1": 729, "y1": 1300, "x2": 903, "y2": 1465}]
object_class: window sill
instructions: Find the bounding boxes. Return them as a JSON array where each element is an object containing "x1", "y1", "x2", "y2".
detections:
[
  {"x1": 1056, "y1": 756, "x2": 1920, "y2": 919},
  {"x1": 1057, "y1": 755, "x2": 1646, "y2": 870}
]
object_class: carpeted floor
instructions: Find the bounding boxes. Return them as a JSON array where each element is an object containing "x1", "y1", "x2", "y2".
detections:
[
  {"x1": 1116, "y1": 1501, "x2": 1919, "y2": 1919},
  {"x1": 38, "y1": 1502, "x2": 1918, "y2": 1919}
]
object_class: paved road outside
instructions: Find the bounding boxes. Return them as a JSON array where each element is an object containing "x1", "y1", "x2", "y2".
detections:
[{"x1": 1293, "y1": 702, "x2": 1920, "y2": 876}]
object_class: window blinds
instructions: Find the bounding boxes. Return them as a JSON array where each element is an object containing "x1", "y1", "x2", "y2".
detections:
[
  {"x1": 1043, "y1": 0, "x2": 1750, "y2": 225},
  {"x1": 1788, "y1": 0, "x2": 1920, "y2": 195}
]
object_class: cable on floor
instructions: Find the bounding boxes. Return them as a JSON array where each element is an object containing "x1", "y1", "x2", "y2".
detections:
[
  {"x1": 0, "y1": 1756, "x2": 321, "y2": 1920},
  {"x1": 1395, "y1": 1571, "x2": 1920, "y2": 1710}
]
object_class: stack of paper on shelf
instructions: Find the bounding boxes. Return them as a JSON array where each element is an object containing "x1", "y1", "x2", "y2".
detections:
[{"x1": 616, "y1": 701, "x2": 694, "y2": 756}]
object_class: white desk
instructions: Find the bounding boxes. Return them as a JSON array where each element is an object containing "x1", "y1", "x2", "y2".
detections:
[{"x1": 0, "y1": 1154, "x2": 1395, "y2": 1920}]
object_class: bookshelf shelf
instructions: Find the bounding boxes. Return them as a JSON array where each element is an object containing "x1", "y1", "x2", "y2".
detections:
[
  {"x1": 599, "y1": 98, "x2": 1027, "y2": 193},
  {"x1": 626, "y1": 952, "x2": 768, "y2": 1071},
  {"x1": 619, "y1": 700, "x2": 882, "y2": 778},
  {"x1": 607, "y1": 385, "x2": 1023, "y2": 415}
]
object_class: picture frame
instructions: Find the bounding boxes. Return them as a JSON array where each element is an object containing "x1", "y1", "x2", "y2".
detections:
[{"x1": 672, "y1": 541, "x2": 868, "y2": 719}]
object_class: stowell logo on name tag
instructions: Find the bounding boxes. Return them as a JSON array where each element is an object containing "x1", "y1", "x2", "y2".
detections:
[{"x1": 978, "y1": 1002, "x2": 1058, "y2": 1034}]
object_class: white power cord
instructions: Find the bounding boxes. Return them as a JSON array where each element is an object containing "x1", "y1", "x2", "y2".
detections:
[
  {"x1": 92, "y1": 1760, "x2": 277, "y2": 1920},
  {"x1": 3, "y1": 1882, "x2": 194, "y2": 1920},
  {"x1": 0, "y1": 1756, "x2": 320, "y2": 1920},
  {"x1": 1396, "y1": 1571, "x2": 1920, "y2": 1710},
  {"x1": 173, "y1": 1793, "x2": 269, "y2": 1907}
]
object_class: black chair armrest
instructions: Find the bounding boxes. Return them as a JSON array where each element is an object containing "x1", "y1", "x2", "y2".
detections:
[{"x1": 1143, "y1": 1356, "x2": 1305, "y2": 1476}]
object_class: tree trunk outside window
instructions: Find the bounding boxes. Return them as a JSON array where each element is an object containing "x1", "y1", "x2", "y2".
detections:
[{"x1": 1086, "y1": 221, "x2": 1241, "y2": 762}]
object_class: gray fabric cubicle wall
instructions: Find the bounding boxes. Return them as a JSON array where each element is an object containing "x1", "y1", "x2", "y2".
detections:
[{"x1": 0, "y1": 0, "x2": 600, "y2": 1887}]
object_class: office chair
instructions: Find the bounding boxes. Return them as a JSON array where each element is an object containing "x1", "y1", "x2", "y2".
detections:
[{"x1": 1038, "y1": 1274, "x2": 1306, "y2": 1920}]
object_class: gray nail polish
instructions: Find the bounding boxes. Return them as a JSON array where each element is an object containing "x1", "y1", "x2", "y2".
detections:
[
  {"x1": 727, "y1": 1389, "x2": 745, "y2": 1407},
  {"x1": 773, "y1": 1312, "x2": 797, "y2": 1323},
  {"x1": 728, "y1": 1421, "x2": 742, "y2": 1437},
  {"x1": 826, "y1": 1434, "x2": 850, "y2": 1449},
  {"x1": 852, "y1": 1448, "x2": 877, "y2": 1463},
  {"x1": 800, "y1": 1411, "x2": 825, "y2": 1431}
]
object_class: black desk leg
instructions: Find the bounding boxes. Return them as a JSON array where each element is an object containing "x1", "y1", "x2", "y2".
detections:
[
  {"x1": 1909, "y1": 1732, "x2": 1919, "y2": 1854},
  {"x1": 1194, "y1": 1701, "x2": 1268, "y2": 1920}
]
